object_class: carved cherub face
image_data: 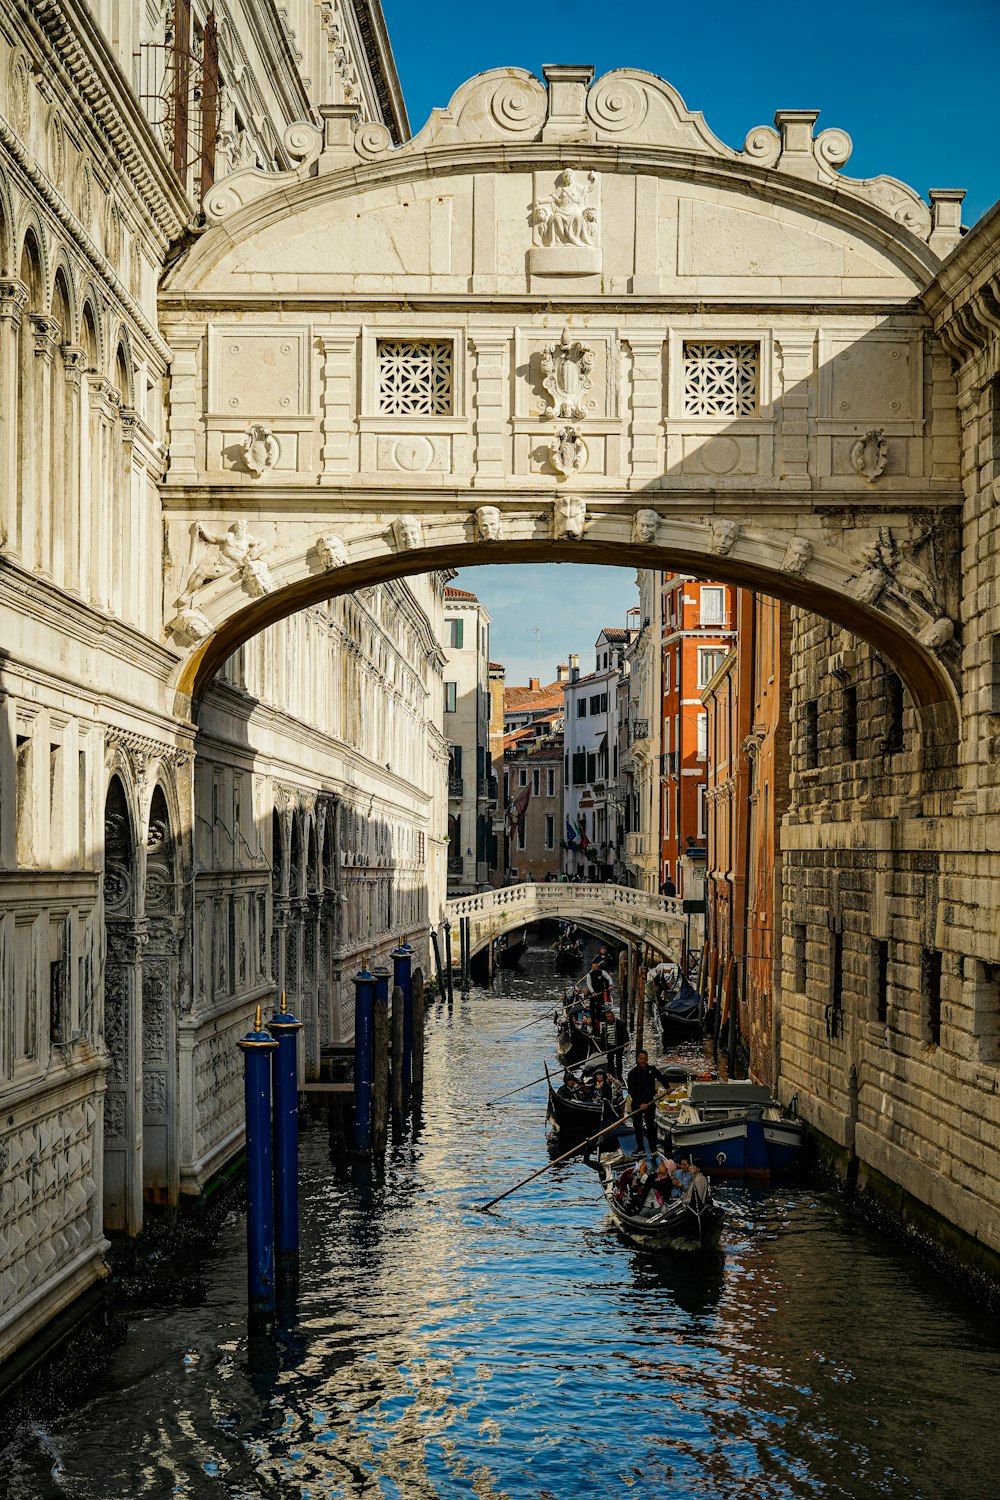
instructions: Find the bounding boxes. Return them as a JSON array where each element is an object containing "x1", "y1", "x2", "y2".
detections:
[
  {"x1": 475, "y1": 506, "x2": 503, "y2": 543},
  {"x1": 393, "y1": 516, "x2": 422, "y2": 550}
]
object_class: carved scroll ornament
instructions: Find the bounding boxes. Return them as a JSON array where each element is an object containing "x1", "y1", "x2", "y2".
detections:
[{"x1": 540, "y1": 330, "x2": 595, "y2": 420}]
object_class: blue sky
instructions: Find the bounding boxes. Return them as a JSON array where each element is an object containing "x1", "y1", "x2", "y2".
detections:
[{"x1": 382, "y1": 0, "x2": 999, "y2": 682}]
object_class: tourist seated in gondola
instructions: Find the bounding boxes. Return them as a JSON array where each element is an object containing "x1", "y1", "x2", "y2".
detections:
[
  {"x1": 648, "y1": 955, "x2": 681, "y2": 1001},
  {"x1": 670, "y1": 1153, "x2": 694, "y2": 1198},
  {"x1": 681, "y1": 1159, "x2": 711, "y2": 1209}
]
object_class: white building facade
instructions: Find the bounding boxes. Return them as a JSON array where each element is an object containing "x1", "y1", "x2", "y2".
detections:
[{"x1": 562, "y1": 632, "x2": 634, "y2": 878}]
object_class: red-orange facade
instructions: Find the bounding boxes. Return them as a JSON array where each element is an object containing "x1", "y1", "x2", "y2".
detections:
[
  {"x1": 701, "y1": 592, "x2": 792, "y2": 1084},
  {"x1": 659, "y1": 574, "x2": 737, "y2": 895}
]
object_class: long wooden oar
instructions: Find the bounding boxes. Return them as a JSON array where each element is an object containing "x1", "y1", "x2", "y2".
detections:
[
  {"x1": 495, "y1": 1012, "x2": 555, "y2": 1043},
  {"x1": 475, "y1": 1086, "x2": 672, "y2": 1212},
  {"x1": 486, "y1": 1051, "x2": 612, "y2": 1108}
]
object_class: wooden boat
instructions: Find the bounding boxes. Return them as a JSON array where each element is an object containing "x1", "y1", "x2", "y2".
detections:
[
  {"x1": 554, "y1": 940, "x2": 583, "y2": 975},
  {"x1": 496, "y1": 929, "x2": 528, "y2": 969},
  {"x1": 554, "y1": 1011, "x2": 603, "y2": 1065},
  {"x1": 599, "y1": 1153, "x2": 724, "y2": 1252},
  {"x1": 545, "y1": 1059, "x2": 625, "y2": 1140},
  {"x1": 670, "y1": 1081, "x2": 807, "y2": 1179}
]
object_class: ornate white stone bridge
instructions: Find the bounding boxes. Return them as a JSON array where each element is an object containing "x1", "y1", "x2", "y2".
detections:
[{"x1": 445, "y1": 882, "x2": 685, "y2": 959}]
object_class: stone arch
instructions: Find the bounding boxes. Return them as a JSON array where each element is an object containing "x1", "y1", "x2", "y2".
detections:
[
  {"x1": 16, "y1": 218, "x2": 47, "y2": 307},
  {"x1": 48, "y1": 251, "x2": 76, "y2": 338},
  {"x1": 102, "y1": 770, "x2": 144, "y2": 1237},
  {"x1": 169, "y1": 517, "x2": 960, "y2": 759},
  {"x1": 0, "y1": 171, "x2": 15, "y2": 275},
  {"x1": 111, "y1": 325, "x2": 134, "y2": 405},
  {"x1": 142, "y1": 780, "x2": 181, "y2": 1208},
  {"x1": 78, "y1": 292, "x2": 103, "y2": 370}
]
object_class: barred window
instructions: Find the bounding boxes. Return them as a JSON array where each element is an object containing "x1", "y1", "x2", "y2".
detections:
[
  {"x1": 377, "y1": 339, "x2": 453, "y2": 415},
  {"x1": 682, "y1": 341, "x2": 759, "y2": 416}
]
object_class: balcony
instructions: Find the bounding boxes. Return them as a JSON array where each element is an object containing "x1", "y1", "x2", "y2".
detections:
[
  {"x1": 626, "y1": 831, "x2": 651, "y2": 857},
  {"x1": 660, "y1": 751, "x2": 679, "y2": 776},
  {"x1": 448, "y1": 775, "x2": 464, "y2": 798},
  {"x1": 631, "y1": 719, "x2": 649, "y2": 744}
]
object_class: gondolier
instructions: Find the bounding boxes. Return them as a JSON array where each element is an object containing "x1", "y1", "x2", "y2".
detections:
[
  {"x1": 626, "y1": 1050, "x2": 674, "y2": 1157},
  {"x1": 581, "y1": 956, "x2": 613, "y2": 1034}
]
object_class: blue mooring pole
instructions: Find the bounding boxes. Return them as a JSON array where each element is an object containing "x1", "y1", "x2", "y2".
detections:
[
  {"x1": 392, "y1": 943, "x2": 413, "y2": 1098},
  {"x1": 353, "y1": 965, "x2": 376, "y2": 1152},
  {"x1": 238, "y1": 1004, "x2": 278, "y2": 1323},
  {"x1": 266, "y1": 991, "x2": 302, "y2": 1294}
]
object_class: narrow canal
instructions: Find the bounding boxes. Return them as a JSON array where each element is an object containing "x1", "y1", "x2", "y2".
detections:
[{"x1": 6, "y1": 946, "x2": 1000, "y2": 1500}]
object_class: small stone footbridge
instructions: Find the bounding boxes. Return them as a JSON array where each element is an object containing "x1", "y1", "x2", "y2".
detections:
[{"x1": 445, "y1": 882, "x2": 685, "y2": 960}]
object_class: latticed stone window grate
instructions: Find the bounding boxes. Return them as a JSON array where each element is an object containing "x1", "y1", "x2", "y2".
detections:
[
  {"x1": 682, "y1": 341, "x2": 759, "y2": 416},
  {"x1": 377, "y1": 339, "x2": 454, "y2": 415}
]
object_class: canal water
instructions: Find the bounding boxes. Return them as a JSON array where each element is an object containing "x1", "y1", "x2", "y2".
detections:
[{"x1": 5, "y1": 946, "x2": 1000, "y2": 1500}]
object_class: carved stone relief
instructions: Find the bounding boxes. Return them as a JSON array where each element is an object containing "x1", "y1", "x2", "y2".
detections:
[
  {"x1": 317, "y1": 532, "x2": 349, "y2": 569},
  {"x1": 708, "y1": 519, "x2": 741, "y2": 556},
  {"x1": 391, "y1": 515, "x2": 423, "y2": 551},
  {"x1": 242, "y1": 423, "x2": 279, "y2": 477},
  {"x1": 553, "y1": 494, "x2": 587, "y2": 541},
  {"x1": 548, "y1": 426, "x2": 588, "y2": 478},
  {"x1": 540, "y1": 332, "x2": 595, "y2": 419},
  {"x1": 532, "y1": 170, "x2": 599, "y2": 249},
  {"x1": 781, "y1": 537, "x2": 814, "y2": 576},
  {"x1": 168, "y1": 520, "x2": 274, "y2": 636},
  {"x1": 632, "y1": 509, "x2": 660, "y2": 545},
  {"x1": 474, "y1": 506, "x2": 504, "y2": 543},
  {"x1": 850, "y1": 429, "x2": 889, "y2": 484}
]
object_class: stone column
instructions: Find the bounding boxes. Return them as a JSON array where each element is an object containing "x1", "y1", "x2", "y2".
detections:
[
  {"x1": 30, "y1": 314, "x2": 60, "y2": 575},
  {"x1": 61, "y1": 346, "x2": 87, "y2": 595},
  {"x1": 165, "y1": 332, "x2": 201, "y2": 477},
  {"x1": 103, "y1": 919, "x2": 147, "y2": 1238},
  {"x1": 469, "y1": 332, "x2": 507, "y2": 482},
  {"x1": 85, "y1": 374, "x2": 118, "y2": 610},
  {"x1": 624, "y1": 333, "x2": 665, "y2": 482},
  {"x1": 0, "y1": 279, "x2": 27, "y2": 556}
]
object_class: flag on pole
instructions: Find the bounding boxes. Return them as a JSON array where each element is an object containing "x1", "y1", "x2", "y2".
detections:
[
  {"x1": 575, "y1": 818, "x2": 592, "y2": 850},
  {"x1": 565, "y1": 816, "x2": 577, "y2": 846}
]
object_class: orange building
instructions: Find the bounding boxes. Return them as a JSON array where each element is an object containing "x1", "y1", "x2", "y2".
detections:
[
  {"x1": 701, "y1": 592, "x2": 792, "y2": 1082},
  {"x1": 659, "y1": 574, "x2": 737, "y2": 895}
]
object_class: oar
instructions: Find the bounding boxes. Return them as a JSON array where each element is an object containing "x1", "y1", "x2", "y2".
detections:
[
  {"x1": 486, "y1": 1051, "x2": 613, "y2": 1107},
  {"x1": 475, "y1": 1086, "x2": 673, "y2": 1212},
  {"x1": 495, "y1": 1012, "x2": 555, "y2": 1043}
]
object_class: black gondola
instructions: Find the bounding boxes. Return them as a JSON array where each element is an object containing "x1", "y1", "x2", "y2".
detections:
[
  {"x1": 554, "y1": 939, "x2": 583, "y2": 974},
  {"x1": 599, "y1": 1153, "x2": 724, "y2": 1252},
  {"x1": 545, "y1": 1058, "x2": 624, "y2": 1140}
]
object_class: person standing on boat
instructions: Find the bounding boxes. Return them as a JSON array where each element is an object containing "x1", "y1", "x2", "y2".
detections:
[
  {"x1": 582, "y1": 956, "x2": 613, "y2": 1034},
  {"x1": 625, "y1": 1050, "x2": 673, "y2": 1157},
  {"x1": 648, "y1": 955, "x2": 681, "y2": 1003}
]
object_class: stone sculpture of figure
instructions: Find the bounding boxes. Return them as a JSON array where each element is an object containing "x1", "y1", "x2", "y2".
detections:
[
  {"x1": 548, "y1": 426, "x2": 588, "y2": 478},
  {"x1": 533, "y1": 169, "x2": 598, "y2": 248},
  {"x1": 850, "y1": 527, "x2": 943, "y2": 616},
  {"x1": 632, "y1": 509, "x2": 660, "y2": 545},
  {"x1": 540, "y1": 331, "x2": 595, "y2": 420},
  {"x1": 241, "y1": 553, "x2": 275, "y2": 597},
  {"x1": 175, "y1": 518, "x2": 270, "y2": 610},
  {"x1": 317, "y1": 532, "x2": 348, "y2": 569},
  {"x1": 554, "y1": 493, "x2": 587, "y2": 542},
  {"x1": 242, "y1": 422, "x2": 279, "y2": 477},
  {"x1": 168, "y1": 603, "x2": 213, "y2": 644},
  {"x1": 474, "y1": 506, "x2": 504, "y2": 543},
  {"x1": 782, "y1": 537, "x2": 814, "y2": 577},
  {"x1": 391, "y1": 514, "x2": 423, "y2": 551},
  {"x1": 709, "y1": 519, "x2": 741, "y2": 556}
]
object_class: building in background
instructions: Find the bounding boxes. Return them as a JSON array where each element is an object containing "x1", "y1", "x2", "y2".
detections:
[
  {"x1": 563, "y1": 633, "x2": 634, "y2": 878},
  {"x1": 702, "y1": 592, "x2": 792, "y2": 1080},
  {"x1": 659, "y1": 574, "x2": 738, "y2": 896},
  {"x1": 620, "y1": 585, "x2": 660, "y2": 891},
  {"x1": 443, "y1": 587, "x2": 493, "y2": 894},
  {"x1": 502, "y1": 718, "x2": 565, "y2": 882}
]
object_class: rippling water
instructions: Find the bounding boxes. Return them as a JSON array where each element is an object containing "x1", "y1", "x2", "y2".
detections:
[{"x1": 6, "y1": 947, "x2": 1000, "y2": 1499}]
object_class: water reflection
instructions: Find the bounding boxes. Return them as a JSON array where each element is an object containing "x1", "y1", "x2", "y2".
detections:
[{"x1": 5, "y1": 943, "x2": 1000, "y2": 1498}]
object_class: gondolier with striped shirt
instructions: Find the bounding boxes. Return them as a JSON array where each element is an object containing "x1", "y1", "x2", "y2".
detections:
[{"x1": 581, "y1": 956, "x2": 613, "y2": 1034}]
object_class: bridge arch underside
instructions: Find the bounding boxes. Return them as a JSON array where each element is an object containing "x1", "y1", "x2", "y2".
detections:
[{"x1": 173, "y1": 526, "x2": 958, "y2": 756}]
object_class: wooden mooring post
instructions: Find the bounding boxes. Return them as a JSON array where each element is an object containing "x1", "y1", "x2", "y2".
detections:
[
  {"x1": 372, "y1": 989, "x2": 389, "y2": 1156},
  {"x1": 412, "y1": 966, "x2": 425, "y2": 1096},
  {"x1": 391, "y1": 983, "x2": 405, "y2": 1118}
]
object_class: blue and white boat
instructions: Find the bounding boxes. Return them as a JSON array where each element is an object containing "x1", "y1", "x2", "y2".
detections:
[{"x1": 669, "y1": 1081, "x2": 807, "y2": 1180}]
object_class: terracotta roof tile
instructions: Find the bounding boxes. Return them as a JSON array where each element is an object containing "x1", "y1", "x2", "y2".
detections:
[{"x1": 445, "y1": 586, "x2": 478, "y2": 600}]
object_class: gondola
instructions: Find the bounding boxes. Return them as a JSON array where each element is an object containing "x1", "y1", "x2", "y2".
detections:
[
  {"x1": 553, "y1": 998, "x2": 608, "y2": 1065},
  {"x1": 496, "y1": 929, "x2": 528, "y2": 969},
  {"x1": 656, "y1": 978, "x2": 704, "y2": 1044},
  {"x1": 599, "y1": 1153, "x2": 724, "y2": 1252},
  {"x1": 554, "y1": 939, "x2": 583, "y2": 975},
  {"x1": 544, "y1": 1058, "x2": 625, "y2": 1140}
]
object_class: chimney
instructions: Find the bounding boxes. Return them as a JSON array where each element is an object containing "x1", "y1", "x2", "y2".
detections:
[
  {"x1": 556, "y1": 662, "x2": 569, "y2": 683},
  {"x1": 529, "y1": 676, "x2": 540, "y2": 691},
  {"x1": 569, "y1": 652, "x2": 580, "y2": 683}
]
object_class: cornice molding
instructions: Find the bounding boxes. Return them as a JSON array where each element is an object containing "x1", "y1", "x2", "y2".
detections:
[{"x1": 25, "y1": 0, "x2": 191, "y2": 243}]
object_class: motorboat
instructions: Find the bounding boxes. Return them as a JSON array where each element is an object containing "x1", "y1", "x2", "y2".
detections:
[{"x1": 670, "y1": 1081, "x2": 807, "y2": 1179}]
